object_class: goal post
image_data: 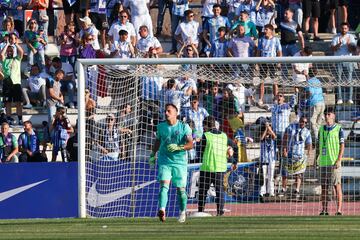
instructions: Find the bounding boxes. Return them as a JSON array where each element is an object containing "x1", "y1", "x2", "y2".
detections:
[{"x1": 77, "y1": 56, "x2": 360, "y2": 218}]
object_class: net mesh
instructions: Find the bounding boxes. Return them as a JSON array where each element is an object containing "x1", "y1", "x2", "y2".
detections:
[{"x1": 83, "y1": 57, "x2": 360, "y2": 218}]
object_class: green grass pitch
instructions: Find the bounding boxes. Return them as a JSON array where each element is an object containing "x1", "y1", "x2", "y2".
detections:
[{"x1": 0, "y1": 216, "x2": 359, "y2": 240}]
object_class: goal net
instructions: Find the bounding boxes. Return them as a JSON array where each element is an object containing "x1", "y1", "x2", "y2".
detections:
[{"x1": 77, "y1": 56, "x2": 360, "y2": 218}]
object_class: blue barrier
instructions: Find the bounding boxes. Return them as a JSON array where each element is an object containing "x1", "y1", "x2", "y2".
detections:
[{"x1": 0, "y1": 162, "x2": 78, "y2": 219}]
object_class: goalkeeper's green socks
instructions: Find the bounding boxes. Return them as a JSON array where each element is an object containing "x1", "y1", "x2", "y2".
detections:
[
  {"x1": 177, "y1": 188, "x2": 188, "y2": 212},
  {"x1": 159, "y1": 184, "x2": 169, "y2": 210}
]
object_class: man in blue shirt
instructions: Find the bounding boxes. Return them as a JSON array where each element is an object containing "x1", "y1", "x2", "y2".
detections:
[
  {"x1": 281, "y1": 117, "x2": 312, "y2": 197},
  {"x1": 18, "y1": 120, "x2": 47, "y2": 162}
]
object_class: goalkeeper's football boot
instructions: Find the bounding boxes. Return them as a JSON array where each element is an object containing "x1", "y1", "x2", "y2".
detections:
[
  {"x1": 178, "y1": 211, "x2": 186, "y2": 223},
  {"x1": 158, "y1": 209, "x2": 166, "y2": 222}
]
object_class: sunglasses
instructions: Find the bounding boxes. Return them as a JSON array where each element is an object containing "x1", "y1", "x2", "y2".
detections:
[
  {"x1": 120, "y1": 15, "x2": 128, "y2": 18},
  {"x1": 189, "y1": 14, "x2": 194, "y2": 17},
  {"x1": 86, "y1": 38, "x2": 94, "y2": 41},
  {"x1": 300, "y1": 120, "x2": 308, "y2": 124}
]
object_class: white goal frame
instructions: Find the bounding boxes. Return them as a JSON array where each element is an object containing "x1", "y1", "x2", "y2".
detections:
[{"x1": 76, "y1": 55, "x2": 360, "y2": 218}]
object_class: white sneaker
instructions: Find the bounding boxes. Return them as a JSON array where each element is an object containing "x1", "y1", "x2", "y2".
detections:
[
  {"x1": 23, "y1": 103, "x2": 33, "y2": 109},
  {"x1": 348, "y1": 100, "x2": 354, "y2": 104},
  {"x1": 331, "y1": 28, "x2": 337, "y2": 34},
  {"x1": 258, "y1": 100, "x2": 264, "y2": 106},
  {"x1": 337, "y1": 99, "x2": 343, "y2": 105},
  {"x1": 178, "y1": 211, "x2": 186, "y2": 223}
]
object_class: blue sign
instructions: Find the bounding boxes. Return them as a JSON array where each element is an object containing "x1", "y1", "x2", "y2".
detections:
[
  {"x1": 86, "y1": 160, "x2": 258, "y2": 218},
  {"x1": 0, "y1": 162, "x2": 78, "y2": 219}
]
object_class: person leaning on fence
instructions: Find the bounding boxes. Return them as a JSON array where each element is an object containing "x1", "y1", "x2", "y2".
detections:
[
  {"x1": 198, "y1": 115, "x2": 238, "y2": 216},
  {"x1": 317, "y1": 107, "x2": 345, "y2": 216},
  {"x1": 50, "y1": 106, "x2": 73, "y2": 162}
]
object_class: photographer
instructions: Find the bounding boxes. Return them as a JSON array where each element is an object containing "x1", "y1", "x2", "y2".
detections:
[{"x1": 50, "y1": 106, "x2": 73, "y2": 162}]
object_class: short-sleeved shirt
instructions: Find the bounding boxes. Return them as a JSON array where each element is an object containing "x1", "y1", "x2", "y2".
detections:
[
  {"x1": 285, "y1": 123, "x2": 312, "y2": 159},
  {"x1": 123, "y1": 0, "x2": 150, "y2": 16},
  {"x1": 292, "y1": 51, "x2": 311, "y2": 83},
  {"x1": 260, "y1": 136, "x2": 276, "y2": 164},
  {"x1": 258, "y1": 36, "x2": 282, "y2": 57},
  {"x1": 175, "y1": 20, "x2": 201, "y2": 45},
  {"x1": 235, "y1": 1, "x2": 257, "y2": 19},
  {"x1": 159, "y1": 89, "x2": 185, "y2": 118},
  {"x1": 210, "y1": 38, "x2": 228, "y2": 57},
  {"x1": 79, "y1": 26, "x2": 100, "y2": 50},
  {"x1": 271, "y1": 96, "x2": 296, "y2": 134},
  {"x1": 24, "y1": 30, "x2": 41, "y2": 50},
  {"x1": 0, "y1": 133, "x2": 18, "y2": 160},
  {"x1": 46, "y1": 78, "x2": 61, "y2": 106},
  {"x1": 177, "y1": 78, "x2": 197, "y2": 109},
  {"x1": 141, "y1": 76, "x2": 164, "y2": 101},
  {"x1": 185, "y1": 107, "x2": 209, "y2": 138},
  {"x1": 280, "y1": 20, "x2": 302, "y2": 45},
  {"x1": 111, "y1": 41, "x2": 133, "y2": 58},
  {"x1": 136, "y1": 35, "x2": 162, "y2": 53},
  {"x1": 28, "y1": 74, "x2": 46, "y2": 92},
  {"x1": 305, "y1": 77, "x2": 324, "y2": 107},
  {"x1": 108, "y1": 21, "x2": 136, "y2": 44},
  {"x1": 172, "y1": 0, "x2": 189, "y2": 17},
  {"x1": 201, "y1": 0, "x2": 217, "y2": 17},
  {"x1": 331, "y1": 33, "x2": 356, "y2": 56},
  {"x1": 156, "y1": 120, "x2": 192, "y2": 166},
  {"x1": 204, "y1": 16, "x2": 231, "y2": 43},
  {"x1": 50, "y1": 63, "x2": 74, "y2": 80},
  {"x1": 228, "y1": 36, "x2": 255, "y2": 57},
  {"x1": 1, "y1": 56, "x2": 22, "y2": 84},
  {"x1": 255, "y1": 6, "x2": 275, "y2": 28}
]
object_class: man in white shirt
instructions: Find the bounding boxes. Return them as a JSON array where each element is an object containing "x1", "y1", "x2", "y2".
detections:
[
  {"x1": 136, "y1": 25, "x2": 163, "y2": 57},
  {"x1": 292, "y1": 46, "x2": 313, "y2": 84},
  {"x1": 175, "y1": 10, "x2": 201, "y2": 48},
  {"x1": 108, "y1": 10, "x2": 137, "y2": 47},
  {"x1": 110, "y1": 30, "x2": 135, "y2": 59},
  {"x1": 123, "y1": 0, "x2": 153, "y2": 38},
  {"x1": 22, "y1": 64, "x2": 47, "y2": 109}
]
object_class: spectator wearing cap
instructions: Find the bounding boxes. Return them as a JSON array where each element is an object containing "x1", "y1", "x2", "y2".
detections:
[
  {"x1": 256, "y1": 24, "x2": 282, "y2": 105},
  {"x1": 231, "y1": 10, "x2": 258, "y2": 39},
  {"x1": 110, "y1": 29, "x2": 135, "y2": 59},
  {"x1": 108, "y1": 10, "x2": 136, "y2": 47},
  {"x1": 235, "y1": 0, "x2": 257, "y2": 22},
  {"x1": 254, "y1": 0, "x2": 276, "y2": 37},
  {"x1": 292, "y1": 46, "x2": 313, "y2": 83},
  {"x1": 169, "y1": 0, "x2": 193, "y2": 54},
  {"x1": 0, "y1": 33, "x2": 24, "y2": 126},
  {"x1": 303, "y1": 0, "x2": 321, "y2": 41},
  {"x1": 305, "y1": 69, "x2": 325, "y2": 141},
  {"x1": 46, "y1": 69, "x2": 65, "y2": 123},
  {"x1": 79, "y1": 16, "x2": 100, "y2": 50},
  {"x1": 280, "y1": 8, "x2": 304, "y2": 57},
  {"x1": 57, "y1": 21, "x2": 80, "y2": 70},
  {"x1": 28, "y1": 0, "x2": 49, "y2": 36},
  {"x1": 202, "y1": 4, "x2": 231, "y2": 53},
  {"x1": 24, "y1": 19, "x2": 47, "y2": 71},
  {"x1": 22, "y1": 64, "x2": 47, "y2": 109},
  {"x1": 288, "y1": 0, "x2": 303, "y2": 27},
  {"x1": 0, "y1": 122, "x2": 19, "y2": 163},
  {"x1": 50, "y1": 57, "x2": 76, "y2": 108},
  {"x1": 209, "y1": 26, "x2": 228, "y2": 57},
  {"x1": 331, "y1": 22, "x2": 356, "y2": 105},
  {"x1": 175, "y1": 10, "x2": 201, "y2": 49},
  {"x1": 18, "y1": 120, "x2": 47, "y2": 162},
  {"x1": 85, "y1": 0, "x2": 108, "y2": 49},
  {"x1": 136, "y1": 25, "x2": 163, "y2": 57},
  {"x1": 123, "y1": 0, "x2": 153, "y2": 38},
  {"x1": 317, "y1": 107, "x2": 344, "y2": 216}
]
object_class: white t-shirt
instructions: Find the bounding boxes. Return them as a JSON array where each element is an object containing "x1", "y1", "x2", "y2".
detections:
[
  {"x1": 292, "y1": 51, "x2": 311, "y2": 83},
  {"x1": 136, "y1": 35, "x2": 162, "y2": 53},
  {"x1": 175, "y1": 20, "x2": 201, "y2": 45},
  {"x1": 111, "y1": 41, "x2": 133, "y2": 59},
  {"x1": 123, "y1": 0, "x2": 150, "y2": 16},
  {"x1": 108, "y1": 21, "x2": 136, "y2": 43},
  {"x1": 28, "y1": 75, "x2": 46, "y2": 93},
  {"x1": 202, "y1": 0, "x2": 217, "y2": 17},
  {"x1": 228, "y1": 36, "x2": 255, "y2": 57}
]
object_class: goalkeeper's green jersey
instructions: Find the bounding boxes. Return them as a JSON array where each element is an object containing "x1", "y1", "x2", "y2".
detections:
[{"x1": 156, "y1": 120, "x2": 192, "y2": 166}]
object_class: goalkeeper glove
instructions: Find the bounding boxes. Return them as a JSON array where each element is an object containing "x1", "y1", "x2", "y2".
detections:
[
  {"x1": 167, "y1": 144, "x2": 184, "y2": 152},
  {"x1": 149, "y1": 152, "x2": 156, "y2": 167}
]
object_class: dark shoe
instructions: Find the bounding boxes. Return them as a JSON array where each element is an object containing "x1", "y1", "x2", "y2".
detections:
[
  {"x1": 313, "y1": 36, "x2": 322, "y2": 41},
  {"x1": 278, "y1": 189, "x2": 286, "y2": 197},
  {"x1": 158, "y1": 209, "x2": 166, "y2": 222},
  {"x1": 304, "y1": 33, "x2": 310, "y2": 40},
  {"x1": 294, "y1": 190, "x2": 300, "y2": 198},
  {"x1": 335, "y1": 212, "x2": 343, "y2": 216},
  {"x1": 319, "y1": 210, "x2": 329, "y2": 216},
  {"x1": 217, "y1": 210, "x2": 225, "y2": 216}
]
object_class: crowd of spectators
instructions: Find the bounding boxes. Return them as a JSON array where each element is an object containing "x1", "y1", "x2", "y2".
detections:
[{"x1": 0, "y1": 0, "x2": 359, "y2": 166}]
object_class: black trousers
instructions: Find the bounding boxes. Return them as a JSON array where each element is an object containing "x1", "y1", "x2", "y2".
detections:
[{"x1": 198, "y1": 171, "x2": 225, "y2": 215}]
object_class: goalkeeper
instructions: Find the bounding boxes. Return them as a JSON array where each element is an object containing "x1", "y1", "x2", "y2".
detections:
[
  {"x1": 198, "y1": 116, "x2": 238, "y2": 216},
  {"x1": 149, "y1": 104, "x2": 193, "y2": 223}
]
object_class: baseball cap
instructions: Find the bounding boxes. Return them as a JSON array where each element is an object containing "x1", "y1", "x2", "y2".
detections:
[{"x1": 79, "y1": 16, "x2": 92, "y2": 26}]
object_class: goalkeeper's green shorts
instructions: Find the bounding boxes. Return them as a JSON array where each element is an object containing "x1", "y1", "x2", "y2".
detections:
[{"x1": 158, "y1": 164, "x2": 187, "y2": 188}]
